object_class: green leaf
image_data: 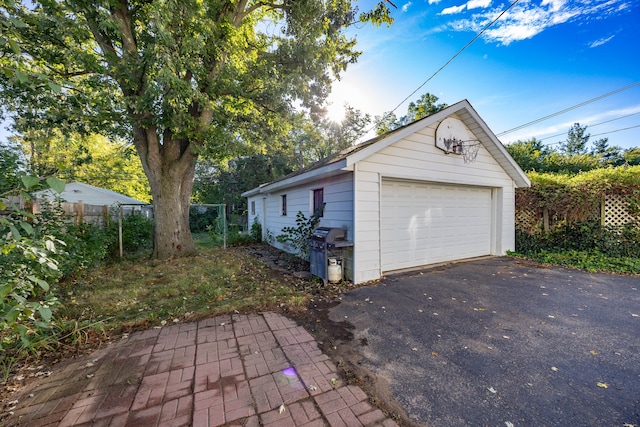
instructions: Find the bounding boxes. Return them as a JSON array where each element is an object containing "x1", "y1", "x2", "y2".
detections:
[
  {"x1": 9, "y1": 17, "x2": 26, "y2": 28},
  {"x1": 21, "y1": 175, "x2": 40, "y2": 190},
  {"x1": 0, "y1": 284, "x2": 12, "y2": 298},
  {"x1": 9, "y1": 225, "x2": 21, "y2": 239},
  {"x1": 19, "y1": 221, "x2": 34, "y2": 235},
  {"x1": 38, "y1": 306, "x2": 52, "y2": 322},
  {"x1": 27, "y1": 275, "x2": 49, "y2": 291},
  {"x1": 47, "y1": 81, "x2": 62, "y2": 93},
  {"x1": 45, "y1": 177, "x2": 65, "y2": 193},
  {"x1": 8, "y1": 39, "x2": 20, "y2": 55},
  {"x1": 5, "y1": 309, "x2": 19, "y2": 323},
  {"x1": 14, "y1": 69, "x2": 28, "y2": 83}
]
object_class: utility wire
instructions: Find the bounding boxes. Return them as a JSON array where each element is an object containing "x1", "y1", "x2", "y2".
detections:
[
  {"x1": 497, "y1": 81, "x2": 640, "y2": 136},
  {"x1": 364, "y1": 0, "x2": 521, "y2": 134},
  {"x1": 537, "y1": 111, "x2": 640, "y2": 141},
  {"x1": 543, "y1": 124, "x2": 640, "y2": 146},
  {"x1": 590, "y1": 124, "x2": 640, "y2": 138}
]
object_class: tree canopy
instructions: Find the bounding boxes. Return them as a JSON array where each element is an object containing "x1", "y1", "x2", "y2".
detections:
[
  {"x1": 12, "y1": 131, "x2": 151, "y2": 202},
  {"x1": 506, "y1": 123, "x2": 637, "y2": 174},
  {"x1": 1, "y1": 0, "x2": 394, "y2": 259},
  {"x1": 374, "y1": 92, "x2": 447, "y2": 135}
]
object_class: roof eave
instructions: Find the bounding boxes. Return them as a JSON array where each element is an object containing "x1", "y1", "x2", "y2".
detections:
[
  {"x1": 346, "y1": 99, "x2": 531, "y2": 188},
  {"x1": 244, "y1": 159, "x2": 350, "y2": 196}
]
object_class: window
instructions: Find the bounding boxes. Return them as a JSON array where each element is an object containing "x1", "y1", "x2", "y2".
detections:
[
  {"x1": 313, "y1": 188, "x2": 324, "y2": 217},
  {"x1": 251, "y1": 201, "x2": 255, "y2": 215},
  {"x1": 281, "y1": 194, "x2": 287, "y2": 216}
]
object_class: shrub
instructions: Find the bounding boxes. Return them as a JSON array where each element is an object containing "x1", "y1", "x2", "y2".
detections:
[
  {"x1": 0, "y1": 176, "x2": 65, "y2": 350},
  {"x1": 189, "y1": 206, "x2": 219, "y2": 233},
  {"x1": 515, "y1": 221, "x2": 640, "y2": 259},
  {"x1": 250, "y1": 217, "x2": 262, "y2": 242},
  {"x1": 31, "y1": 201, "x2": 111, "y2": 276},
  {"x1": 104, "y1": 211, "x2": 154, "y2": 255},
  {"x1": 276, "y1": 211, "x2": 320, "y2": 260}
]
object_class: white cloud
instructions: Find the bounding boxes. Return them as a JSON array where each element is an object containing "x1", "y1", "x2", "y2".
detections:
[
  {"x1": 467, "y1": 0, "x2": 492, "y2": 9},
  {"x1": 428, "y1": 0, "x2": 442, "y2": 4},
  {"x1": 589, "y1": 34, "x2": 615, "y2": 47},
  {"x1": 446, "y1": 0, "x2": 632, "y2": 45},
  {"x1": 442, "y1": 4, "x2": 467, "y2": 14},
  {"x1": 402, "y1": 2, "x2": 413, "y2": 12},
  {"x1": 441, "y1": 0, "x2": 492, "y2": 15}
]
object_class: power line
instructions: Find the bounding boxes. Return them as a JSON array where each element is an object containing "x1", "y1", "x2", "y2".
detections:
[
  {"x1": 363, "y1": 0, "x2": 521, "y2": 135},
  {"x1": 543, "y1": 123, "x2": 640, "y2": 146},
  {"x1": 591, "y1": 124, "x2": 640, "y2": 138},
  {"x1": 497, "y1": 81, "x2": 640, "y2": 136},
  {"x1": 386, "y1": 0, "x2": 521, "y2": 116},
  {"x1": 537, "y1": 111, "x2": 640, "y2": 141}
]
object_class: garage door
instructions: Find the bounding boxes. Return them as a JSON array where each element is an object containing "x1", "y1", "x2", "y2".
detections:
[{"x1": 381, "y1": 180, "x2": 492, "y2": 271}]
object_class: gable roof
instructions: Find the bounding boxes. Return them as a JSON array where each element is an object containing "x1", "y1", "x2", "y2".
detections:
[
  {"x1": 34, "y1": 182, "x2": 149, "y2": 205},
  {"x1": 242, "y1": 100, "x2": 530, "y2": 197}
]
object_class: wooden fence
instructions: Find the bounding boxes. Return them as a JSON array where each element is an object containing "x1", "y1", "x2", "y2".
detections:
[{"x1": 1, "y1": 196, "x2": 152, "y2": 227}]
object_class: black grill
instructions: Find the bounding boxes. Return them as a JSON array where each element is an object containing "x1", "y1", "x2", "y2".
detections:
[{"x1": 309, "y1": 227, "x2": 353, "y2": 284}]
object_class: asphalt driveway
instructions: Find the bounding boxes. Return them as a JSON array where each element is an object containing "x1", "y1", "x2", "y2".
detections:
[{"x1": 329, "y1": 257, "x2": 640, "y2": 426}]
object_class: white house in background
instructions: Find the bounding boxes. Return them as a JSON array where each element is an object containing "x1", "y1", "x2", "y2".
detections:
[
  {"x1": 34, "y1": 182, "x2": 151, "y2": 215},
  {"x1": 242, "y1": 100, "x2": 530, "y2": 284}
]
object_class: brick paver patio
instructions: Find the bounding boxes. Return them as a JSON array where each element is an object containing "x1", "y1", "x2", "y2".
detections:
[{"x1": 5, "y1": 313, "x2": 399, "y2": 427}]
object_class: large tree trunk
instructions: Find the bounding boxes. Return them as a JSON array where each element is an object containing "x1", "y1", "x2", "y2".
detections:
[
  {"x1": 150, "y1": 164, "x2": 197, "y2": 259},
  {"x1": 134, "y1": 127, "x2": 198, "y2": 259}
]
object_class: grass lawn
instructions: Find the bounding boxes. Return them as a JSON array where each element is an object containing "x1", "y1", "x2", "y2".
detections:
[
  {"x1": 55, "y1": 246, "x2": 337, "y2": 340},
  {"x1": 1, "y1": 244, "x2": 358, "y2": 379}
]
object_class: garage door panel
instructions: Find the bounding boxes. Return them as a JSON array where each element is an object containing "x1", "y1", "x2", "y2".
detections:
[{"x1": 381, "y1": 180, "x2": 492, "y2": 271}]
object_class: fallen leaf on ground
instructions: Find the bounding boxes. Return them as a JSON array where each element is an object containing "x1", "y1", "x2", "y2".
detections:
[
  {"x1": 431, "y1": 352, "x2": 439, "y2": 357},
  {"x1": 487, "y1": 387, "x2": 497, "y2": 394},
  {"x1": 596, "y1": 382, "x2": 609, "y2": 389},
  {"x1": 278, "y1": 404, "x2": 286, "y2": 414},
  {"x1": 589, "y1": 350, "x2": 598, "y2": 355},
  {"x1": 551, "y1": 366, "x2": 559, "y2": 372},
  {"x1": 505, "y1": 422, "x2": 514, "y2": 427}
]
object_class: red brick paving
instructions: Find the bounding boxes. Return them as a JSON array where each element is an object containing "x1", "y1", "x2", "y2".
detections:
[{"x1": 4, "y1": 313, "x2": 399, "y2": 426}]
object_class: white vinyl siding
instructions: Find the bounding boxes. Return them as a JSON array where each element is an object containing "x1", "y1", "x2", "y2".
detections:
[{"x1": 263, "y1": 172, "x2": 354, "y2": 278}]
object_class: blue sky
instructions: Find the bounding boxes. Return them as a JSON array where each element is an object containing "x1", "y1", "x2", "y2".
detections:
[{"x1": 327, "y1": 0, "x2": 640, "y2": 150}]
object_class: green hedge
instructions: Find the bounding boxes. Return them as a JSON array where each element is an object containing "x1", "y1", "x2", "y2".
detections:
[{"x1": 515, "y1": 166, "x2": 640, "y2": 260}]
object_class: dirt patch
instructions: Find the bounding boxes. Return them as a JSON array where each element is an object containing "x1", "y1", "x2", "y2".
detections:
[
  {"x1": 290, "y1": 298, "x2": 421, "y2": 427},
  {"x1": 245, "y1": 244, "x2": 418, "y2": 426}
]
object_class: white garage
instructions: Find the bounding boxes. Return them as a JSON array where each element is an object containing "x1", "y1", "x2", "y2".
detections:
[
  {"x1": 244, "y1": 100, "x2": 530, "y2": 284},
  {"x1": 381, "y1": 180, "x2": 493, "y2": 271}
]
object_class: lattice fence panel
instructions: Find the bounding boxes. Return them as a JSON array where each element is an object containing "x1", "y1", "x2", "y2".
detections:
[
  {"x1": 604, "y1": 193, "x2": 638, "y2": 227},
  {"x1": 515, "y1": 207, "x2": 540, "y2": 233}
]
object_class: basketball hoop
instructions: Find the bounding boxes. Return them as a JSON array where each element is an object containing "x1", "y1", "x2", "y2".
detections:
[{"x1": 460, "y1": 141, "x2": 480, "y2": 163}]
